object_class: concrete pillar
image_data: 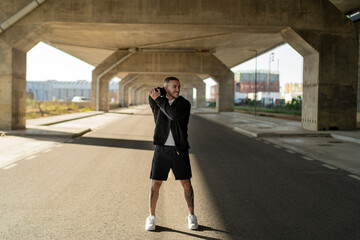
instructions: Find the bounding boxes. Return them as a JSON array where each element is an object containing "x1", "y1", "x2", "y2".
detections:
[
  {"x1": 143, "y1": 90, "x2": 148, "y2": 104},
  {"x1": 106, "y1": 52, "x2": 234, "y2": 112},
  {"x1": 195, "y1": 82, "x2": 206, "y2": 108},
  {"x1": 124, "y1": 74, "x2": 205, "y2": 108},
  {"x1": 0, "y1": 41, "x2": 26, "y2": 130},
  {"x1": 91, "y1": 50, "x2": 133, "y2": 111},
  {"x1": 282, "y1": 27, "x2": 358, "y2": 130},
  {"x1": 141, "y1": 89, "x2": 146, "y2": 105},
  {"x1": 118, "y1": 74, "x2": 141, "y2": 107},
  {"x1": 135, "y1": 88, "x2": 142, "y2": 105},
  {"x1": 181, "y1": 87, "x2": 188, "y2": 101},
  {"x1": 135, "y1": 86, "x2": 153, "y2": 105},
  {"x1": 182, "y1": 88, "x2": 194, "y2": 106},
  {"x1": 129, "y1": 87, "x2": 137, "y2": 106}
]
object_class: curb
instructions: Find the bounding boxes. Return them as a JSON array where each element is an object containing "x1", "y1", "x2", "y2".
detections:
[
  {"x1": 263, "y1": 137, "x2": 360, "y2": 176},
  {"x1": 38, "y1": 113, "x2": 104, "y2": 126},
  {"x1": 331, "y1": 134, "x2": 360, "y2": 145},
  {"x1": 3, "y1": 128, "x2": 91, "y2": 139}
]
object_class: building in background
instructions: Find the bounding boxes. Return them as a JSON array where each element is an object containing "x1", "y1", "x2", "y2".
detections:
[
  {"x1": 234, "y1": 71, "x2": 280, "y2": 94},
  {"x1": 27, "y1": 80, "x2": 119, "y2": 102},
  {"x1": 284, "y1": 83, "x2": 303, "y2": 102},
  {"x1": 209, "y1": 71, "x2": 281, "y2": 105}
]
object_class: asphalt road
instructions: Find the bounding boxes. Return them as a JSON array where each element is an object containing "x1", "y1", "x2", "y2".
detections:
[{"x1": 1, "y1": 107, "x2": 360, "y2": 240}]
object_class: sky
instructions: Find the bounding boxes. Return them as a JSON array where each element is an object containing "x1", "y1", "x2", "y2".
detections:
[
  {"x1": 26, "y1": 42, "x2": 303, "y2": 97},
  {"x1": 27, "y1": 42, "x2": 95, "y2": 82}
]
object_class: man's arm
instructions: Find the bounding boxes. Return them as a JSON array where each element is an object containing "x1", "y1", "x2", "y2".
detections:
[
  {"x1": 155, "y1": 97, "x2": 190, "y2": 121},
  {"x1": 149, "y1": 95, "x2": 157, "y2": 112},
  {"x1": 148, "y1": 88, "x2": 159, "y2": 112}
]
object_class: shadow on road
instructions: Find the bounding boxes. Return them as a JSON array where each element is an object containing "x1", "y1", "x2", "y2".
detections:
[
  {"x1": 69, "y1": 137, "x2": 154, "y2": 151},
  {"x1": 110, "y1": 112, "x2": 153, "y2": 116},
  {"x1": 189, "y1": 115, "x2": 360, "y2": 240},
  {"x1": 154, "y1": 225, "x2": 226, "y2": 240}
]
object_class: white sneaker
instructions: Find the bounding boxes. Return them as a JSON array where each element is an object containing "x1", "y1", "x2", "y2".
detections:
[
  {"x1": 187, "y1": 214, "x2": 198, "y2": 230},
  {"x1": 145, "y1": 215, "x2": 156, "y2": 231}
]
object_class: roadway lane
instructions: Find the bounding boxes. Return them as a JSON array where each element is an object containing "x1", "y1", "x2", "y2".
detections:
[
  {"x1": 1, "y1": 107, "x2": 360, "y2": 239},
  {"x1": 189, "y1": 114, "x2": 360, "y2": 240}
]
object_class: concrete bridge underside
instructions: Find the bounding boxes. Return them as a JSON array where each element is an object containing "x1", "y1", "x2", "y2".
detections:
[
  {"x1": 117, "y1": 74, "x2": 206, "y2": 108},
  {"x1": 0, "y1": 0, "x2": 359, "y2": 131}
]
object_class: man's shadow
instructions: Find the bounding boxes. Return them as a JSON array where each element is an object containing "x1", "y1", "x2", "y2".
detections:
[{"x1": 153, "y1": 225, "x2": 228, "y2": 240}]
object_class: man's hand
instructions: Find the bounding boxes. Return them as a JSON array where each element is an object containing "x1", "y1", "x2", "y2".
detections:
[{"x1": 149, "y1": 88, "x2": 161, "y2": 100}]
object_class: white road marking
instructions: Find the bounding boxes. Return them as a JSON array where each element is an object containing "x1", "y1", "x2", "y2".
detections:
[
  {"x1": 286, "y1": 150, "x2": 295, "y2": 154},
  {"x1": 2, "y1": 164, "x2": 17, "y2": 170},
  {"x1": 43, "y1": 149, "x2": 52, "y2": 153},
  {"x1": 349, "y1": 175, "x2": 360, "y2": 181},
  {"x1": 302, "y1": 156, "x2": 314, "y2": 161},
  {"x1": 273, "y1": 145, "x2": 281, "y2": 148},
  {"x1": 66, "y1": 140, "x2": 74, "y2": 143},
  {"x1": 25, "y1": 155, "x2": 37, "y2": 160},
  {"x1": 322, "y1": 164, "x2": 337, "y2": 170}
]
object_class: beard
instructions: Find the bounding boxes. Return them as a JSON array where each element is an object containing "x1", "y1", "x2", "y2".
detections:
[{"x1": 167, "y1": 91, "x2": 179, "y2": 99}]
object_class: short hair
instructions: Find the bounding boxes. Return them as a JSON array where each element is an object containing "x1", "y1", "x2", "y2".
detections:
[{"x1": 164, "y1": 76, "x2": 179, "y2": 86}]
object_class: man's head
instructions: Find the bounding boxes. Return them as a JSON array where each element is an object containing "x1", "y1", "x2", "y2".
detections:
[{"x1": 164, "y1": 76, "x2": 180, "y2": 100}]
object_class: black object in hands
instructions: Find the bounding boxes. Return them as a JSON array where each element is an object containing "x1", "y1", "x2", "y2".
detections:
[{"x1": 156, "y1": 87, "x2": 167, "y2": 96}]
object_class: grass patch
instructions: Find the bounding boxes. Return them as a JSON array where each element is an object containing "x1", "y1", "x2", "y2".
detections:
[
  {"x1": 26, "y1": 98, "x2": 91, "y2": 119},
  {"x1": 234, "y1": 106, "x2": 301, "y2": 116}
]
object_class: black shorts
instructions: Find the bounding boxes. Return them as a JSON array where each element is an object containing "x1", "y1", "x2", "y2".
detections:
[{"x1": 150, "y1": 145, "x2": 192, "y2": 181}]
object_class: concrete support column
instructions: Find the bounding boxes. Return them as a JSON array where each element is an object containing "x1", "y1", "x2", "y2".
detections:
[
  {"x1": 118, "y1": 74, "x2": 140, "y2": 107},
  {"x1": 212, "y1": 72, "x2": 234, "y2": 112},
  {"x1": 91, "y1": 50, "x2": 134, "y2": 111},
  {"x1": 283, "y1": 28, "x2": 358, "y2": 130},
  {"x1": 144, "y1": 90, "x2": 148, "y2": 104},
  {"x1": 107, "y1": 52, "x2": 234, "y2": 112},
  {"x1": 182, "y1": 88, "x2": 194, "y2": 106},
  {"x1": 194, "y1": 82, "x2": 206, "y2": 107},
  {"x1": 123, "y1": 84, "x2": 131, "y2": 107},
  {"x1": 0, "y1": 41, "x2": 26, "y2": 130},
  {"x1": 129, "y1": 87, "x2": 136, "y2": 106},
  {"x1": 205, "y1": 55, "x2": 235, "y2": 112},
  {"x1": 141, "y1": 89, "x2": 146, "y2": 105},
  {"x1": 135, "y1": 88, "x2": 143, "y2": 105},
  {"x1": 135, "y1": 86, "x2": 152, "y2": 105}
]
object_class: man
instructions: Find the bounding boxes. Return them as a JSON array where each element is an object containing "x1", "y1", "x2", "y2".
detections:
[{"x1": 146, "y1": 76, "x2": 198, "y2": 231}]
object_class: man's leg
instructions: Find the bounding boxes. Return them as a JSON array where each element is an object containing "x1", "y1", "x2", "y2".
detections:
[
  {"x1": 150, "y1": 180, "x2": 163, "y2": 216},
  {"x1": 180, "y1": 179, "x2": 194, "y2": 214}
]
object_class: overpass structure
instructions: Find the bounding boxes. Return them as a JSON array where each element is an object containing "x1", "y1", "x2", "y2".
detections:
[{"x1": 0, "y1": 0, "x2": 359, "y2": 131}]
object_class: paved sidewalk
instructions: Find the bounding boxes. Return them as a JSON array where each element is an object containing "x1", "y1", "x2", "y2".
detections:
[
  {"x1": 1, "y1": 106, "x2": 146, "y2": 138},
  {"x1": 193, "y1": 108, "x2": 360, "y2": 176},
  {"x1": 0, "y1": 106, "x2": 148, "y2": 169}
]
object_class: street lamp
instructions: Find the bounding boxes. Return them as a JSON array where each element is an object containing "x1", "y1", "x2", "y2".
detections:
[
  {"x1": 249, "y1": 49, "x2": 258, "y2": 116},
  {"x1": 267, "y1": 52, "x2": 274, "y2": 100}
]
